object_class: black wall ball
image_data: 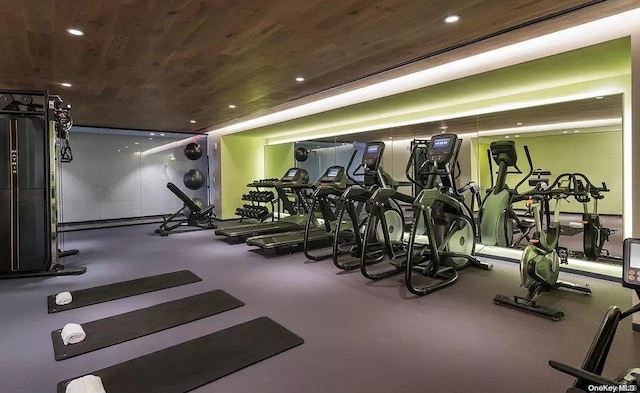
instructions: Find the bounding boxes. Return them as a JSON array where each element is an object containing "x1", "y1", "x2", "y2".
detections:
[
  {"x1": 192, "y1": 197, "x2": 205, "y2": 209},
  {"x1": 184, "y1": 142, "x2": 203, "y2": 160},
  {"x1": 294, "y1": 147, "x2": 309, "y2": 162},
  {"x1": 183, "y1": 169, "x2": 206, "y2": 190}
]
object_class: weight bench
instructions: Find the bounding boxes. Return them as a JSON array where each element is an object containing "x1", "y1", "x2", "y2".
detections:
[{"x1": 155, "y1": 182, "x2": 216, "y2": 236}]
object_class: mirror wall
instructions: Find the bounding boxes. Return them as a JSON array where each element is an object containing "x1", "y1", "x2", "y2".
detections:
[{"x1": 270, "y1": 94, "x2": 623, "y2": 266}]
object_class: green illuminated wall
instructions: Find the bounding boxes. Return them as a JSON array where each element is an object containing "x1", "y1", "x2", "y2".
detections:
[
  {"x1": 264, "y1": 143, "x2": 294, "y2": 178},
  {"x1": 220, "y1": 134, "x2": 265, "y2": 219}
]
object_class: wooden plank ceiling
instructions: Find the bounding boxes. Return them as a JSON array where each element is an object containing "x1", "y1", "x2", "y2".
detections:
[{"x1": 0, "y1": 0, "x2": 624, "y2": 133}]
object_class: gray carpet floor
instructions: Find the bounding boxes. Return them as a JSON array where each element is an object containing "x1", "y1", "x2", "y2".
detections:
[{"x1": 1, "y1": 224, "x2": 639, "y2": 393}]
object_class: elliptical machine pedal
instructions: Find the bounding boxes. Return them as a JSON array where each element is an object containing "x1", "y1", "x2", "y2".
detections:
[{"x1": 493, "y1": 294, "x2": 565, "y2": 321}]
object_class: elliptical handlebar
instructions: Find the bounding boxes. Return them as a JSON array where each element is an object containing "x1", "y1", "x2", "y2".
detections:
[
  {"x1": 512, "y1": 145, "x2": 533, "y2": 193},
  {"x1": 517, "y1": 172, "x2": 607, "y2": 205},
  {"x1": 405, "y1": 140, "x2": 431, "y2": 190},
  {"x1": 344, "y1": 149, "x2": 362, "y2": 187}
]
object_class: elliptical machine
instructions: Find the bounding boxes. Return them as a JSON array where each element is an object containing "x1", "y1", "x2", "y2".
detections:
[
  {"x1": 302, "y1": 154, "x2": 356, "y2": 261},
  {"x1": 574, "y1": 179, "x2": 616, "y2": 261},
  {"x1": 478, "y1": 141, "x2": 534, "y2": 248},
  {"x1": 331, "y1": 142, "x2": 399, "y2": 270},
  {"x1": 549, "y1": 238, "x2": 640, "y2": 391},
  {"x1": 405, "y1": 134, "x2": 493, "y2": 296},
  {"x1": 494, "y1": 173, "x2": 592, "y2": 320}
]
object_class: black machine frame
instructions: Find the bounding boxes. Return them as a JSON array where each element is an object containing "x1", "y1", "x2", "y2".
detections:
[
  {"x1": 0, "y1": 89, "x2": 85, "y2": 278},
  {"x1": 549, "y1": 238, "x2": 640, "y2": 392}
]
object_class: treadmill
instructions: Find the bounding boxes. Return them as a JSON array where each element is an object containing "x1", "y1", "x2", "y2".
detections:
[
  {"x1": 245, "y1": 164, "x2": 352, "y2": 254},
  {"x1": 214, "y1": 167, "x2": 311, "y2": 242}
]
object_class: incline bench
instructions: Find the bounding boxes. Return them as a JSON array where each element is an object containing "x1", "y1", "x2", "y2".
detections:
[{"x1": 155, "y1": 182, "x2": 217, "y2": 236}]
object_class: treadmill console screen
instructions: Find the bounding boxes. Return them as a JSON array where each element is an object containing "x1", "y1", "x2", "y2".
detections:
[
  {"x1": 286, "y1": 169, "x2": 298, "y2": 177},
  {"x1": 327, "y1": 167, "x2": 340, "y2": 177},
  {"x1": 281, "y1": 168, "x2": 307, "y2": 183},
  {"x1": 623, "y1": 238, "x2": 640, "y2": 289},
  {"x1": 426, "y1": 135, "x2": 457, "y2": 164},
  {"x1": 367, "y1": 145, "x2": 379, "y2": 154}
]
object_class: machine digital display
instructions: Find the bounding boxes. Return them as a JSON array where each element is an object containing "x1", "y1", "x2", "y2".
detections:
[
  {"x1": 286, "y1": 169, "x2": 298, "y2": 177},
  {"x1": 432, "y1": 137, "x2": 451, "y2": 148},
  {"x1": 367, "y1": 145, "x2": 379, "y2": 154},
  {"x1": 623, "y1": 238, "x2": 640, "y2": 288},
  {"x1": 327, "y1": 168, "x2": 340, "y2": 177}
]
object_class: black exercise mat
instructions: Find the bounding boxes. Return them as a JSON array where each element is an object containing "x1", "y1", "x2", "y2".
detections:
[
  {"x1": 47, "y1": 270, "x2": 202, "y2": 313},
  {"x1": 56, "y1": 317, "x2": 304, "y2": 393},
  {"x1": 52, "y1": 290, "x2": 244, "y2": 360}
]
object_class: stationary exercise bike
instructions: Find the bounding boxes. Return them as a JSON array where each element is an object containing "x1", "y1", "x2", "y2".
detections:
[
  {"x1": 494, "y1": 174, "x2": 592, "y2": 320},
  {"x1": 549, "y1": 238, "x2": 640, "y2": 391},
  {"x1": 405, "y1": 134, "x2": 493, "y2": 296}
]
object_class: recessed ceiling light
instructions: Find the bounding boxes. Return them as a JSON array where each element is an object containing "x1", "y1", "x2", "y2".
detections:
[
  {"x1": 66, "y1": 28, "x2": 85, "y2": 36},
  {"x1": 440, "y1": 130, "x2": 446, "y2": 134},
  {"x1": 516, "y1": 122, "x2": 523, "y2": 126},
  {"x1": 574, "y1": 130, "x2": 580, "y2": 133},
  {"x1": 228, "y1": 104, "x2": 236, "y2": 109},
  {"x1": 117, "y1": 150, "x2": 121, "y2": 152},
  {"x1": 444, "y1": 15, "x2": 460, "y2": 24},
  {"x1": 190, "y1": 120, "x2": 196, "y2": 123},
  {"x1": 134, "y1": 142, "x2": 139, "y2": 145},
  {"x1": 149, "y1": 137, "x2": 153, "y2": 140},
  {"x1": 563, "y1": 131, "x2": 569, "y2": 134},
  {"x1": 515, "y1": 135, "x2": 520, "y2": 138},
  {"x1": 295, "y1": 77, "x2": 305, "y2": 82},
  {"x1": 440, "y1": 126, "x2": 448, "y2": 130},
  {"x1": 150, "y1": 133, "x2": 155, "y2": 136},
  {"x1": 160, "y1": 133, "x2": 165, "y2": 136},
  {"x1": 596, "y1": 96, "x2": 604, "y2": 99},
  {"x1": 125, "y1": 146, "x2": 129, "y2": 149},
  {"x1": 505, "y1": 136, "x2": 510, "y2": 139},
  {"x1": 59, "y1": 82, "x2": 72, "y2": 87}
]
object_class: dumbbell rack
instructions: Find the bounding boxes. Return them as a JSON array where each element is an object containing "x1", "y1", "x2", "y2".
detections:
[{"x1": 235, "y1": 178, "x2": 279, "y2": 222}]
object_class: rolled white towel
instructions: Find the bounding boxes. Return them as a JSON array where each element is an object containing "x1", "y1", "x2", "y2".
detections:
[
  {"x1": 65, "y1": 375, "x2": 106, "y2": 393},
  {"x1": 61, "y1": 323, "x2": 86, "y2": 345},
  {"x1": 56, "y1": 292, "x2": 73, "y2": 306}
]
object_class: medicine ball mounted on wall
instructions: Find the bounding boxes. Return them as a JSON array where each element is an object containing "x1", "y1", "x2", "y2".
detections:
[
  {"x1": 184, "y1": 142, "x2": 203, "y2": 160},
  {"x1": 294, "y1": 147, "x2": 309, "y2": 162},
  {"x1": 183, "y1": 169, "x2": 206, "y2": 190}
]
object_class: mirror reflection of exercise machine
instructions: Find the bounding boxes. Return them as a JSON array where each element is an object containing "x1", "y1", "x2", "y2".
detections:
[
  {"x1": 0, "y1": 90, "x2": 86, "y2": 278},
  {"x1": 572, "y1": 178, "x2": 617, "y2": 262},
  {"x1": 548, "y1": 238, "x2": 640, "y2": 391},
  {"x1": 478, "y1": 141, "x2": 534, "y2": 248}
]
